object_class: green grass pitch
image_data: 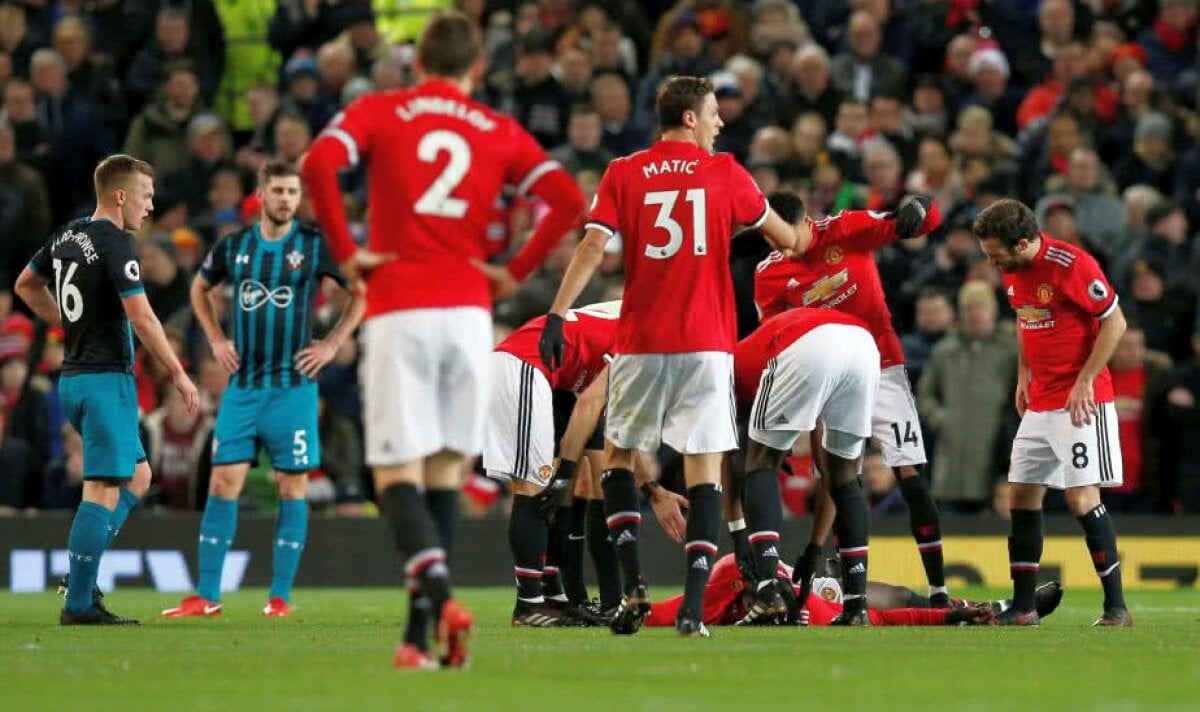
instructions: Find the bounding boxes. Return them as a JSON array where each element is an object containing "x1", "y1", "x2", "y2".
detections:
[{"x1": 3, "y1": 587, "x2": 1198, "y2": 711}]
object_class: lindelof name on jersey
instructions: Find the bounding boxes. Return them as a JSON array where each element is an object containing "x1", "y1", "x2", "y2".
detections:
[
  {"x1": 393, "y1": 97, "x2": 496, "y2": 132},
  {"x1": 52, "y1": 229, "x2": 100, "y2": 264},
  {"x1": 801, "y1": 268, "x2": 855, "y2": 307},
  {"x1": 642, "y1": 159, "x2": 699, "y2": 179}
]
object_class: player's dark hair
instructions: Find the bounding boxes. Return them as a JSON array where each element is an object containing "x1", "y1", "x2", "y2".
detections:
[
  {"x1": 972, "y1": 198, "x2": 1039, "y2": 248},
  {"x1": 767, "y1": 191, "x2": 806, "y2": 224},
  {"x1": 258, "y1": 158, "x2": 300, "y2": 187},
  {"x1": 94, "y1": 154, "x2": 155, "y2": 198},
  {"x1": 656, "y1": 76, "x2": 714, "y2": 130},
  {"x1": 417, "y1": 10, "x2": 482, "y2": 78}
]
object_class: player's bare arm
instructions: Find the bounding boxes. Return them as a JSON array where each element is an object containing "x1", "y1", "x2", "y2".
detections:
[
  {"x1": 539, "y1": 228, "x2": 608, "y2": 369},
  {"x1": 639, "y1": 470, "x2": 689, "y2": 545},
  {"x1": 295, "y1": 278, "x2": 367, "y2": 378},
  {"x1": 1067, "y1": 304, "x2": 1127, "y2": 427},
  {"x1": 14, "y1": 266, "x2": 63, "y2": 327},
  {"x1": 190, "y1": 274, "x2": 239, "y2": 374},
  {"x1": 1015, "y1": 333, "x2": 1029, "y2": 417},
  {"x1": 757, "y1": 208, "x2": 812, "y2": 255},
  {"x1": 122, "y1": 292, "x2": 199, "y2": 414},
  {"x1": 558, "y1": 366, "x2": 608, "y2": 464}
]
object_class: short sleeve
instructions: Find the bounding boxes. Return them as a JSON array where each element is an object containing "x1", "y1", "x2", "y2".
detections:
[
  {"x1": 585, "y1": 162, "x2": 621, "y2": 237},
  {"x1": 752, "y1": 252, "x2": 789, "y2": 321},
  {"x1": 315, "y1": 234, "x2": 347, "y2": 287},
  {"x1": 810, "y1": 210, "x2": 898, "y2": 253},
  {"x1": 316, "y1": 94, "x2": 376, "y2": 167},
  {"x1": 505, "y1": 122, "x2": 560, "y2": 198},
  {"x1": 726, "y1": 159, "x2": 768, "y2": 229},
  {"x1": 1059, "y1": 250, "x2": 1118, "y2": 318},
  {"x1": 100, "y1": 228, "x2": 144, "y2": 298},
  {"x1": 197, "y1": 235, "x2": 229, "y2": 284},
  {"x1": 27, "y1": 244, "x2": 52, "y2": 277}
]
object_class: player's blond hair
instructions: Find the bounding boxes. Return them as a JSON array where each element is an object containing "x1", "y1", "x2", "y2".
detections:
[{"x1": 93, "y1": 154, "x2": 155, "y2": 200}]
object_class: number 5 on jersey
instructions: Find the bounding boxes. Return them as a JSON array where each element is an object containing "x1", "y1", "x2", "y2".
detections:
[{"x1": 644, "y1": 189, "x2": 707, "y2": 260}]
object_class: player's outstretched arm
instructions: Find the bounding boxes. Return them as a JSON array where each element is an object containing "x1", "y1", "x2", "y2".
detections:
[
  {"x1": 757, "y1": 208, "x2": 813, "y2": 255},
  {"x1": 539, "y1": 228, "x2": 607, "y2": 369},
  {"x1": 189, "y1": 274, "x2": 239, "y2": 374},
  {"x1": 14, "y1": 266, "x2": 62, "y2": 326},
  {"x1": 558, "y1": 366, "x2": 608, "y2": 465},
  {"x1": 1067, "y1": 303, "x2": 1127, "y2": 427},
  {"x1": 123, "y1": 293, "x2": 199, "y2": 414},
  {"x1": 295, "y1": 279, "x2": 367, "y2": 378}
]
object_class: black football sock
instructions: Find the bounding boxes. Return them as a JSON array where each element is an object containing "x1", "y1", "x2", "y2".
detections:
[
  {"x1": 542, "y1": 507, "x2": 569, "y2": 603},
  {"x1": 829, "y1": 479, "x2": 870, "y2": 613},
  {"x1": 560, "y1": 500, "x2": 589, "y2": 604},
  {"x1": 586, "y1": 499, "x2": 620, "y2": 609},
  {"x1": 601, "y1": 469, "x2": 643, "y2": 596},
  {"x1": 682, "y1": 484, "x2": 721, "y2": 617},
  {"x1": 508, "y1": 494, "x2": 547, "y2": 603},
  {"x1": 380, "y1": 484, "x2": 450, "y2": 645},
  {"x1": 899, "y1": 474, "x2": 946, "y2": 591},
  {"x1": 402, "y1": 583, "x2": 431, "y2": 652},
  {"x1": 425, "y1": 488, "x2": 458, "y2": 556},
  {"x1": 743, "y1": 467, "x2": 783, "y2": 583},
  {"x1": 1008, "y1": 509, "x2": 1043, "y2": 612},
  {"x1": 728, "y1": 518, "x2": 750, "y2": 564},
  {"x1": 1078, "y1": 504, "x2": 1126, "y2": 610}
]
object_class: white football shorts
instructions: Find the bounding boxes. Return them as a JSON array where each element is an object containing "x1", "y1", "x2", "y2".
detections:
[
  {"x1": 1009, "y1": 403, "x2": 1123, "y2": 490},
  {"x1": 482, "y1": 352, "x2": 556, "y2": 487}
]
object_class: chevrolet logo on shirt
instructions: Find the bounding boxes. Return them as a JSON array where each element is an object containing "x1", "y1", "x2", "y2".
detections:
[
  {"x1": 1015, "y1": 306, "x2": 1053, "y2": 325},
  {"x1": 802, "y1": 269, "x2": 850, "y2": 305}
]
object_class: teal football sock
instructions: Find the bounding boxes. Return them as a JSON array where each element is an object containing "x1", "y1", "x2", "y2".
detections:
[
  {"x1": 106, "y1": 487, "x2": 140, "y2": 547},
  {"x1": 66, "y1": 502, "x2": 114, "y2": 613},
  {"x1": 197, "y1": 496, "x2": 238, "y2": 602},
  {"x1": 269, "y1": 499, "x2": 308, "y2": 602}
]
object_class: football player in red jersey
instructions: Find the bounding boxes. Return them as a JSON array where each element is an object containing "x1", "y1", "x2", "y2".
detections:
[
  {"x1": 730, "y1": 307, "x2": 881, "y2": 626},
  {"x1": 975, "y1": 199, "x2": 1131, "y2": 627},
  {"x1": 301, "y1": 12, "x2": 586, "y2": 669},
  {"x1": 754, "y1": 191, "x2": 954, "y2": 607},
  {"x1": 539, "y1": 76, "x2": 815, "y2": 637},
  {"x1": 486, "y1": 300, "x2": 690, "y2": 627}
]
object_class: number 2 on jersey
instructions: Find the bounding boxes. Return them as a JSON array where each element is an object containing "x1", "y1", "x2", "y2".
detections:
[
  {"x1": 644, "y1": 189, "x2": 707, "y2": 260},
  {"x1": 414, "y1": 130, "x2": 470, "y2": 218},
  {"x1": 52, "y1": 258, "x2": 84, "y2": 323}
]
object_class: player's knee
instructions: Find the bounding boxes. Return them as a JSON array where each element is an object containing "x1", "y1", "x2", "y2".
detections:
[
  {"x1": 127, "y1": 461, "x2": 152, "y2": 498},
  {"x1": 1063, "y1": 485, "x2": 1100, "y2": 515},
  {"x1": 895, "y1": 464, "x2": 920, "y2": 479},
  {"x1": 210, "y1": 468, "x2": 245, "y2": 499},
  {"x1": 745, "y1": 440, "x2": 785, "y2": 472},
  {"x1": 277, "y1": 473, "x2": 308, "y2": 499}
]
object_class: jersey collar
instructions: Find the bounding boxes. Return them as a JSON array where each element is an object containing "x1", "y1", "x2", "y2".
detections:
[
  {"x1": 652, "y1": 139, "x2": 708, "y2": 157},
  {"x1": 253, "y1": 221, "x2": 297, "y2": 249}
]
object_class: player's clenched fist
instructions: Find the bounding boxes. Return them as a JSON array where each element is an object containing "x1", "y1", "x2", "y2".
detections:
[
  {"x1": 894, "y1": 195, "x2": 932, "y2": 239},
  {"x1": 539, "y1": 312, "x2": 565, "y2": 370}
]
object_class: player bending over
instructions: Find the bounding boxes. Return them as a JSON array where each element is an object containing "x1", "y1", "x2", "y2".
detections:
[
  {"x1": 754, "y1": 191, "x2": 951, "y2": 606},
  {"x1": 16, "y1": 155, "x2": 199, "y2": 624},
  {"x1": 975, "y1": 199, "x2": 1131, "y2": 626},
  {"x1": 730, "y1": 305, "x2": 880, "y2": 627},
  {"x1": 540, "y1": 76, "x2": 813, "y2": 637},
  {"x1": 644, "y1": 554, "x2": 1064, "y2": 627},
  {"x1": 162, "y1": 160, "x2": 364, "y2": 619},
  {"x1": 302, "y1": 11, "x2": 585, "y2": 668}
]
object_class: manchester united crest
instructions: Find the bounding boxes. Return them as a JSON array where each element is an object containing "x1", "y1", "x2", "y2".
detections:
[
  {"x1": 286, "y1": 249, "x2": 305, "y2": 270},
  {"x1": 825, "y1": 246, "x2": 844, "y2": 265},
  {"x1": 1037, "y1": 283, "x2": 1053, "y2": 304},
  {"x1": 538, "y1": 465, "x2": 553, "y2": 482}
]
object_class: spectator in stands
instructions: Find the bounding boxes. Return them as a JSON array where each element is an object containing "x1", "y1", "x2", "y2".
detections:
[
  {"x1": 1012, "y1": 0, "x2": 1080, "y2": 87},
  {"x1": 711, "y1": 70, "x2": 759, "y2": 163},
  {"x1": 1017, "y1": 40, "x2": 1118, "y2": 131},
  {"x1": 0, "y1": 3, "x2": 36, "y2": 78},
  {"x1": 1125, "y1": 256, "x2": 1197, "y2": 363},
  {"x1": 863, "y1": 447, "x2": 905, "y2": 516},
  {"x1": 590, "y1": 72, "x2": 643, "y2": 156},
  {"x1": 589, "y1": 20, "x2": 638, "y2": 86},
  {"x1": 940, "y1": 33, "x2": 978, "y2": 111},
  {"x1": 725, "y1": 54, "x2": 773, "y2": 128},
  {"x1": 336, "y1": 5, "x2": 384, "y2": 78},
  {"x1": 30, "y1": 47, "x2": 112, "y2": 222},
  {"x1": 905, "y1": 75, "x2": 949, "y2": 140},
  {"x1": 1114, "y1": 111, "x2": 1177, "y2": 195},
  {"x1": 123, "y1": 61, "x2": 203, "y2": 178},
  {"x1": 126, "y1": 6, "x2": 220, "y2": 108},
  {"x1": 0, "y1": 120, "x2": 50, "y2": 292},
  {"x1": 0, "y1": 340, "x2": 49, "y2": 474},
  {"x1": 830, "y1": 10, "x2": 906, "y2": 103},
  {"x1": 1059, "y1": 147, "x2": 1127, "y2": 260},
  {"x1": 1021, "y1": 111, "x2": 1088, "y2": 205},
  {"x1": 918, "y1": 282, "x2": 1017, "y2": 514},
  {"x1": 141, "y1": 234, "x2": 191, "y2": 322},
  {"x1": 2, "y1": 80, "x2": 52, "y2": 202},
  {"x1": 1137, "y1": 0, "x2": 1198, "y2": 85},
  {"x1": 53, "y1": 17, "x2": 126, "y2": 137},
  {"x1": 961, "y1": 47, "x2": 1023, "y2": 138},
  {"x1": 901, "y1": 288, "x2": 956, "y2": 383},
  {"x1": 315, "y1": 392, "x2": 366, "y2": 514},
  {"x1": 808, "y1": 151, "x2": 862, "y2": 217},
  {"x1": 906, "y1": 137, "x2": 964, "y2": 217},
  {"x1": 211, "y1": 0, "x2": 279, "y2": 136},
  {"x1": 1175, "y1": 142, "x2": 1200, "y2": 227},
  {"x1": 1099, "y1": 69, "x2": 1155, "y2": 166},
  {"x1": 870, "y1": 94, "x2": 916, "y2": 169},
  {"x1": 42, "y1": 423, "x2": 82, "y2": 510},
  {"x1": 0, "y1": 398, "x2": 39, "y2": 513},
  {"x1": 268, "y1": 0, "x2": 351, "y2": 60},
  {"x1": 827, "y1": 98, "x2": 873, "y2": 182},
  {"x1": 272, "y1": 110, "x2": 311, "y2": 164},
  {"x1": 1166, "y1": 329, "x2": 1200, "y2": 512},
  {"x1": 949, "y1": 106, "x2": 1016, "y2": 170},
  {"x1": 777, "y1": 43, "x2": 840, "y2": 128},
  {"x1": 1036, "y1": 194, "x2": 1088, "y2": 250},
  {"x1": 143, "y1": 381, "x2": 214, "y2": 511},
  {"x1": 557, "y1": 46, "x2": 593, "y2": 103},
  {"x1": 1142, "y1": 200, "x2": 1199, "y2": 295},
  {"x1": 163, "y1": 113, "x2": 234, "y2": 216},
  {"x1": 313, "y1": 40, "x2": 355, "y2": 124},
  {"x1": 550, "y1": 104, "x2": 614, "y2": 175},
  {"x1": 28, "y1": 325, "x2": 65, "y2": 463},
  {"x1": 905, "y1": 214, "x2": 981, "y2": 300},
  {"x1": 371, "y1": 46, "x2": 413, "y2": 92},
  {"x1": 1108, "y1": 324, "x2": 1173, "y2": 512},
  {"x1": 783, "y1": 112, "x2": 824, "y2": 183},
  {"x1": 494, "y1": 233, "x2": 605, "y2": 329},
  {"x1": 512, "y1": 29, "x2": 571, "y2": 149},
  {"x1": 861, "y1": 140, "x2": 905, "y2": 212}
]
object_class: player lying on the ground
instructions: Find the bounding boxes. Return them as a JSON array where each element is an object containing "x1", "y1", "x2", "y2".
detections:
[
  {"x1": 645, "y1": 554, "x2": 1063, "y2": 627},
  {"x1": 162, "y1": 160, "x2": 365, "y2": 620}
]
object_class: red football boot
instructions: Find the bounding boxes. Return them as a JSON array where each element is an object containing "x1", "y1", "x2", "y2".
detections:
[{"x1": 161, "y1": 595, "x2": 222, "y2": 618}]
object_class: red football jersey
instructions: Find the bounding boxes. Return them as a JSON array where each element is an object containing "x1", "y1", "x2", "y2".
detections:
[
  {"x1": 308, "y1": 80, "x2": 567, "y2": 317},
  {"x1": 1003, "y1": 235, "x2": 1118, "y2": 411},
  {"x1": 496, "y1": 301, "x2": 620, "y2": 393},
  {"x1": 734, "y1": 307, "x2": 871, "y2": 404},
  {"x1": 754, "y1": 205, "x2": 941, "y2": 369},
  {"x1": 586, "y1": 140, "x2": 768, "y2": 354}
]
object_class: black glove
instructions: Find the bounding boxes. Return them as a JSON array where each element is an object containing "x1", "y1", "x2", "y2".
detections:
[
  {"x1": 894, "y1": 195, "x2": 932, "y2": 239},
  {"x1": 539, "y1": 313, "x2": 565, "y2": 370},
  {"x1": 536, "y1": 459, "x2": 576, "y2": 519}
]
